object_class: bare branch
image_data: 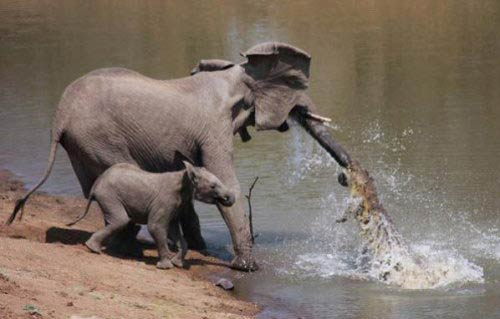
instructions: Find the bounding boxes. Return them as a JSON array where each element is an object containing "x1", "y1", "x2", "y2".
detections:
[{"x1": 245, "y1": 177, "x2": 259, "y2": 244}]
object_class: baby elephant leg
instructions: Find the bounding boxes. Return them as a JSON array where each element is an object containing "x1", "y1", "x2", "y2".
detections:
[
  {"x1": 86, "y1": 198, "x2": 131, "y2": 254},
  {"x1": 148, "y1": 217, "x2": 175, "y2": 270},
  {"x1": 169, "y1": 221, "x2": 187, "y2": 268}
]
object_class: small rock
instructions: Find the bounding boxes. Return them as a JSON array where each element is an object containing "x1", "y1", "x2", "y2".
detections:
[
  {"x1": 23, "y1": 304, "x2": 41, "y2": 316},
  {"x1": 0, "y1": 272, "x2": 9, "y2": 282},
  {"x1": 215, "y1": 278, "x2": 234, "y2": 290},
  {"x1": 66, "y1": 301, "x2": 74, "y2": 307},
  {"x1": 89, "y1": 291, "x2": 103, "y2": 300}
]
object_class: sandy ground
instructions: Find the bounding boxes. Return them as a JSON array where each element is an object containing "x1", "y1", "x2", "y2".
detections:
[{"x1": 0, "y1": 170, "x2": 259, "y2": 319}]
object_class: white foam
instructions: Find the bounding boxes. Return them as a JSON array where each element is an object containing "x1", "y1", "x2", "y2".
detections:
[
  {"x1": 291, "y1": 243, "x2": 484, "y2": 289},
  {"x1": 285, "y1": 123, "x2": 338, "y2": 185},
  {"x1": 280, "y1": 124, "x2": 488, "y2": 289}
]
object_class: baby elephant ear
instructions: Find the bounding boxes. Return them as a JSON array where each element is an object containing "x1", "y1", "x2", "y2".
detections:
[
  {"x1": 183, "y1": 161, "x2": 198, "y2": 184},
  {"x1": 190, "y1": 59, "x2": 234, "y2": 75}
]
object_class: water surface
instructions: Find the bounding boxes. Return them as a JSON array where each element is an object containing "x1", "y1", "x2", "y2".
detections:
[{"x1": 1, "y1": 1, "x2": 499, "y2": 318}]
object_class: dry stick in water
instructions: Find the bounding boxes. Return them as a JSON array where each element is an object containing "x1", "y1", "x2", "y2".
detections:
[{"x1": 245, "y1": 177, "x2": 259, "y2": 244}]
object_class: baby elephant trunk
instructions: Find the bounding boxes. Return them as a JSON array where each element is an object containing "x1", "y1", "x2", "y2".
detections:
[{"x1": 218, "y1": 190, "x2": 236, "y2": 207}]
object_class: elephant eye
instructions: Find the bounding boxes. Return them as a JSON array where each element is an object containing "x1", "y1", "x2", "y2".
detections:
[
  {"x1": 283, "y1": 75, "x2": 302, "y2": 87},
  {"x1": 282, "y1": 71, "x2": 308, "y2": 89},
  {"x1": 210, "y1": 183, "x2": 216, "y2": 189}
]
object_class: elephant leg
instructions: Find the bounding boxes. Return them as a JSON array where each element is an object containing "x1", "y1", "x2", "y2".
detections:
[
  {"x1": 86, "y1": 219, "x2": 131, "y2": 254},
  {"x1": 148, "y1": 221, "x2": 174, "y2": 270},
  {"x1": 216, "y1": 193, "x2": 258, "y2": 271},
  {"x1": 169, "y1": 221, "x2": 187, "y2": 268},
  {"x1": 86, "y1": 198, "x2": 131, "y2": 254},
  {"x1": 202, "y1": 146, "x2": 257, "y2": 271},
  {"x1": 66, "y1": 152, "x2": 94, "y2": 198},
  {"x1": 179, "y1": 201, "x2": 206, "y2": 250}
]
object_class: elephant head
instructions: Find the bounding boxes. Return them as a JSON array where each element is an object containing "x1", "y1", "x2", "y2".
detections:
[
  {"x1": 191, "y1": 42, "x2": 350, "y2": 168},
  {"x1": 237, "y1": 42, "x2": 351, "y2": 168},
  {"x1": 239, "y1": 42, "x2": 351, "y2": 167},
  {"x1": 191, "y1": 43, "x2": 309, "y2": 133}
]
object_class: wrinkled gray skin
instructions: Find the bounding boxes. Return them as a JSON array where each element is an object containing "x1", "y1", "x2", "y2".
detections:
[
  {"x1": 7, "y1": 42, "x2": 350, "y2": 271},
  {"x1": 67, "y1": 162, "x2": 235, "y2": 269}
]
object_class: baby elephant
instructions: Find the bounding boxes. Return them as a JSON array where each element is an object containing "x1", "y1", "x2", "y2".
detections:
[{"x1": 67, "y1": 162, "x2": 235, "y2": 269}]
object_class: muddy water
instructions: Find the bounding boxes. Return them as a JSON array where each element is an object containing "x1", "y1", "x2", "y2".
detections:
[{"x1": 1, "y1": 1, "x2": 499, "y2": 318}]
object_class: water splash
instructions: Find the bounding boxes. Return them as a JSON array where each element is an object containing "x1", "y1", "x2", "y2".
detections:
[
  {"x1": 285, "y1": 121, "x2": 338, "y2": 185},
  {"x1": 289, "y1": 188, "x2": 485, "y2": 289},
  {"x1": 340, "y1": 160, "x2": 483, "y2": 289},
  {"x1": 281, "y1": 123, "x2": 488, "y2": 289},
  {"x1": 322, "y1": 121, "x2": 342, "y2": 132},
  {"x1": 352, "y1": 211, "x2": 483, "y2": 289},
  {"x1": 292, "y1": 242, "x2": 484, "y2": 289}
]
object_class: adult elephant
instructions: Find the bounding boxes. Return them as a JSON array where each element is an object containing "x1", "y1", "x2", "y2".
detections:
[{"x1": 7, "y1": 42, "x2": 350, "y2": 271}]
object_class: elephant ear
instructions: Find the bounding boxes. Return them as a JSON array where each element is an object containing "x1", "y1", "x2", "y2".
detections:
[
  {"x1": 241, "y1": 42, "x2": 311, "y2": 131},
  {"x1": 190, "y1": 59, "x2": 234, "y2": 75},
  {"x1": 183, "y1": 161, "x2": 200, "y2": 185}
]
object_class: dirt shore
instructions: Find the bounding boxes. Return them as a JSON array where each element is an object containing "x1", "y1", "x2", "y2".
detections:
[{"x1": 0, "y1": 170, "x2": 259, "y2": 319}]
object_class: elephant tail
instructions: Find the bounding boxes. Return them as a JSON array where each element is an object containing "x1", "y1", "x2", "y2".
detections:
[
  {"x1": 6, "y1": 133, "x2": 60, "y2": 225},
  {"x1": 66, "y1": 193, "x2": 94, "y2": 227}
]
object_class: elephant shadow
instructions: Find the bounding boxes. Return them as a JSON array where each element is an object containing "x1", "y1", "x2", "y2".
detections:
[
  {"x1": 46, "y1": 226, "x2": 92, "y2": 245},
  {"x1": 45, "y1": 226, "x2": 146, "y2": 259},
  {"x1": 137, "y1": 248, "x2": 231, "y2": 270},
  {"x1": 45, "y1": 226, "x2": 231, "y2": 270}
]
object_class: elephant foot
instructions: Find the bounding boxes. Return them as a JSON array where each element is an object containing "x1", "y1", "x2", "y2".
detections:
[
  {"x1": 230, "y1": 255, "x2": 259, "y2": 272},
  {"x1": 156, "y1": 259, "x2": 174, "y2": 270},
  {"x1": 85, "y1": 239, "x2": 102, "y2": 254},
  {"x1": 171, "y1": 256, "x2": 184, "y2": 268}
]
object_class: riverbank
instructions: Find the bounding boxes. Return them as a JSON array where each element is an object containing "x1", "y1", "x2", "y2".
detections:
[{"x1": 0, "y1": 169, "x2": 259, "y2": 319}]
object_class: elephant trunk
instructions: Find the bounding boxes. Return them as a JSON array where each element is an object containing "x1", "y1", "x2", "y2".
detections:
[{"x1": 291, "y1": 96, "x2": 351, "y2": 168}]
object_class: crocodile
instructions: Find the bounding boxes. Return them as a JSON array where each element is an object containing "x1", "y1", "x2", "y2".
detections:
[{"x1": 336, "y1": 160, "x2": 414, "y2": 284}]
